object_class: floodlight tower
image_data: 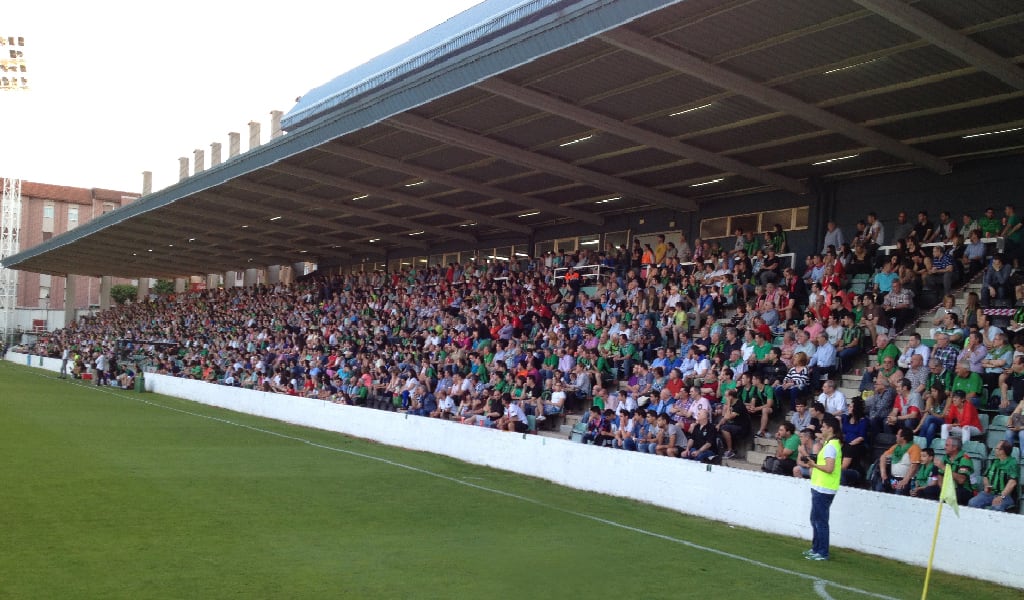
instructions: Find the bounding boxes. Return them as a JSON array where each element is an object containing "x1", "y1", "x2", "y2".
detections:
[{"x1": 0, "y1": 35, "x2": 28, "y2": 344}]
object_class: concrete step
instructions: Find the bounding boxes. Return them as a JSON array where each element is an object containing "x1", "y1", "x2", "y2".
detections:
[
  {"x1": 745, "y1": 449, "x2": 772, "y2": 466},
  {"x1": 564, "y1": 413, "x2": 585, "y2": 428},
  {"x1": 726, "y1": 457, "x2": 762, "y2": 472},
  {"x1": 752, "y1": 436, "x2": 776, "y2": 452}
]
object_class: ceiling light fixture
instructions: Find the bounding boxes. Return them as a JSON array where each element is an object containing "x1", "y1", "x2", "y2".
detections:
[
  {"x1": 518, "y1": 211, "x2": 540, "y2": 218},
  {"x1": 690, "y1": 178, "x2": 725, "y2": 187},
  {"x1": 459, "y1": 222, "x2": 477, "y2": 227},
  {"x1": 962, "y1": 127, "x2": 1022, "y2": 139},
  {"x1": 822, "y1": 58, "x2": 880, "y2": 75},
  {"x1": 558, "y1": 134, "x2": 593, "y2": 147},
  {"x1": 188, "y1": 238, "x2": 195, "y2": 242},
  {"x1": 404, "y1": 180, "x2": 426, "y2": 187},
  {"x1": 368, "y1": 238, "x2": 380, "y2": 243},
  {"x1": 811, "y1": 154, "x2": 859, "y2": 166},
  {"x1": 669, "y1": 103, "x2": 712, "y2": 117},
  {"x1": 595, "y1": 196, "x2": 621, "y2": 204},
  {"x1": 352, "y1": 194, "x2": 369, "y2": 200},
  {"x1": 408, "y1": 231, "x2": 425, "y2": 236},
  {"x1": 269, "y1": 216, "x2": 282, "y2": 221}
]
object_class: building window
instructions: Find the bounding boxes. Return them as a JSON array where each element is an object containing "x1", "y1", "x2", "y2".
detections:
[
  {"x1": 699, "y1": 206, "x2": 809, "y2": 241},
  {"x1": 103, "y1": 202, "x2": 115, "y2": 214},
  {"x1": 42, "y1": 202, "x2": 54, "y2": 233},
  {"x1": 67, "y1": 205, "x2": 79, "y2": 230}
]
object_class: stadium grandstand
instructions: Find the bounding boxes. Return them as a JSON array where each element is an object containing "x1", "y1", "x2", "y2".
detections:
[{"x1": 4, "y1": 0, "x2": 1024, "y2": 515}]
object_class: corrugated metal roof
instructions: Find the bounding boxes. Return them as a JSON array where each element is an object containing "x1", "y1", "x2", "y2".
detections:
[{"x1": 283, "y1": 0, "x2": 684, "y2": 131}]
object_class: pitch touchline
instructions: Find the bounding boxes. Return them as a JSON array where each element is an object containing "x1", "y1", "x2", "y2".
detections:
[{"x1": 45, "y1": 372, "x2": 896, "y2": 600}]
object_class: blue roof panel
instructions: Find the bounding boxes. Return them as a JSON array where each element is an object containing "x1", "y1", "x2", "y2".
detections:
[{"x1": 282, "y1": 0, "x2": 682, "y2": 132}]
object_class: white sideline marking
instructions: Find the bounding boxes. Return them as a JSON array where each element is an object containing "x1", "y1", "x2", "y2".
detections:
[{"x1": 31, "y1": 371, "x2": 896, "y2": 600}]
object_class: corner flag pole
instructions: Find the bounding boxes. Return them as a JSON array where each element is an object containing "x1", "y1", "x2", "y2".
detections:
[
  {"x1": 922, "y1": 464, "x2": 959, "y2": 600},
  {"x1": 920, "y1": 499, "x2": 943, "y2": 600}
]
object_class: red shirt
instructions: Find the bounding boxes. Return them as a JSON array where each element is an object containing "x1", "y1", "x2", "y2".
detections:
[{"x1": 945, "y1": 400, "x2": 981, "y2": 430}]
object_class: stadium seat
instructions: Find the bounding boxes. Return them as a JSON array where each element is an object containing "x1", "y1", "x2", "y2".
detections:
[
  {"x1": 914, "y1": 436, "x2": 927, "y2": 450},
  {"x1": 849, "y1": 274, "x2": 869, "y2": 295},
  {"x1": 974, "y1": 413, "x2": 990, "y2": 442},
  {"x1": 986, "y1": 415, "x2": 1009, "y2": 449},
  {"x1": 964, "y1": 440, "x2": 988, "y2": 478}
]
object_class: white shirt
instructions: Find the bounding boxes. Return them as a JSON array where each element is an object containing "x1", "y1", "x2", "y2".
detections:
[
  {"x1": 818, "y1": 390, "x2": 848, "y2": 415},
  {"x1": 505, "y1": 402, "x2": 528, "y2": 424}
]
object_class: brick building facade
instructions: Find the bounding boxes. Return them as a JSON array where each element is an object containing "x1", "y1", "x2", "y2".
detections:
[{"x1": 7, "y1": 180, "x2": 137, "y2": 314}]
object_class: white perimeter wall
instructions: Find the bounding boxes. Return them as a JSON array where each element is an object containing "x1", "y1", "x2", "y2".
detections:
[{"x1": 7, "y1": 351, "x2": 1022, "y2": 589}]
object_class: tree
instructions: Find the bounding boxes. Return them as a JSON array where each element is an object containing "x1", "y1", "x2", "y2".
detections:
[
  {"x1": 153, "y1": 279, "x2": 175, "y2": 296},
  {"x1": 110, "y1": 284, "x2": 137, "y2": 305}
]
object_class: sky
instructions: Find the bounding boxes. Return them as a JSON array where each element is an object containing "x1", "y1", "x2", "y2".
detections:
[{"x1": 0, "y1": 0, "x2": 483, "y2": 194}]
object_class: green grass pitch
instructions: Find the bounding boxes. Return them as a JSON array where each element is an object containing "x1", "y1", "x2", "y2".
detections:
[{"x1": 0, "y1": 361, "x2": 1011, "y2": 599}]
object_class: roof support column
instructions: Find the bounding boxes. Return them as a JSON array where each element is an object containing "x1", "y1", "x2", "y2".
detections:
[
  {"x1": 267, "y1": 265, "x2": 281, "y2": 285},
  {"x1": 99, "y1": 276, "x2": 111, "y2": 312},
  {"x1": 174, "y1": 278, "x2": 187, "y2": 293},
  {"x1": 136, "y1": 278, "x2": 149, "y2": 302},
  {"x1": 243, "y1": 268, "x2": 259, "y2": 288},
  {"x1": 63, "y1": 275, "x2": 76, "y2": 329},
  {"x1": 228, "y1": 132, "x2": 241, "y2": 158},
  {"x1": 210, "y1": 142, "x2": 222, "y2": 167},
  {"x1": 142, "y1": 171, "x2": 152, "y2": 196},
  {"x1": 206, "y1": 274, "x2": 220, "y2": 290}
]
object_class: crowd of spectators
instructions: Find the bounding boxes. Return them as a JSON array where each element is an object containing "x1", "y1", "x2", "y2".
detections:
[{"x1": 22, "y1": 205, "x2": 1024, "y2": 512}]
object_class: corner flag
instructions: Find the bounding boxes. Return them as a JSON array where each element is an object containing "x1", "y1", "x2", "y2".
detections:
[
  {"x1": 922, "y1": 464, "x2": 960, "y2": 599},
  {"x1": 938, "y1": 464, "x2": 960, "y2": 517}
]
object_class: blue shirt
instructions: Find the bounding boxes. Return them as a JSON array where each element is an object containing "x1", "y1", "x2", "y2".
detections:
[
  {"x1": 873, "y1": 271, "x2": 899, "y2": 293},
  {"x1": 809, "y1": 342, "x2": 837, "y2": 369}
]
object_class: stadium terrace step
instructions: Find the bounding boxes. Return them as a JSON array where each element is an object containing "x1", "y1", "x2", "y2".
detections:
[
  {"x1": 726, "y1": 456, "x2": 762, "y2": 472},
  {"x1": 744, "y1": 450, "x2": 773, "y2": 467},
  {"x1": 840, "y1": 387, "x2": 860, "y2": 399},
  {"x1": 752, "y1": 437, "x2": 776, "y2": 453}
]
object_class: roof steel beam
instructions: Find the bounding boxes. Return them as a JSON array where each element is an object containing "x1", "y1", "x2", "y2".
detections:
[
  {"x1": 268, "y1": 164, "x2": 531, "y2": 235},
  {"x1": 387, "y1": 112, "x2": 698, "y2": 212},
  {"x1": 601, "y1": 28, "x2": 952, "y2": 174},
  {"x1": 316, "y1": 143, "x2": 604, "y2": 225},
  {"x1": 476, "y1": 78, "x2": 808, "y2": 195},
  {"x1": 853, "y1": 0, "x2": 1024, "y2": 91},
  {"x1": 220, "y1": 182, "x2": 458, "y2": 245},
  {"x1": 203, "y1": 189, "x2": 432, "y2": 249}
]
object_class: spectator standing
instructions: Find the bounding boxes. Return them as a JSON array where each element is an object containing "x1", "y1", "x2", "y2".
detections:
[
  {"x1": 977, "y1": 207, "x2": 1002, "y2": 238},
  {"x1": 802, "y1": 414, "x2": 842, "y2": 561},
  {"x1": 822, "y1": 221, "x2": 844, "y2": 255},
  {"x1": 981, "y1": 254, "x2": 1012, "y2": 307},
  {"x1": 892, "y1": 211, "x2": 913, "y2": 243},
  {"x1": 1001, "y1": 205, "x2": 1023, "y2": 264}
]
